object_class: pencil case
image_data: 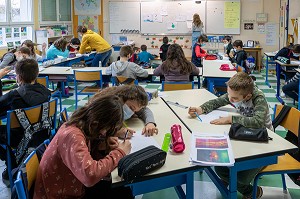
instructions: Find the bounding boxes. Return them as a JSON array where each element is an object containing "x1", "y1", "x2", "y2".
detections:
[{"x1": 118, "y1": 145, "x2": 167, "y2": 182}]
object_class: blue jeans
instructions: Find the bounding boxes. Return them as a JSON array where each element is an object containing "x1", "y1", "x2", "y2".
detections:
[
  {"x1": 192, "y1": 31, "x2": 201, "y2": 48},
  {"x1": 282, "y1": 80, "x2": 299, "y2": 101},
  {"x1": 92, "y1": 49, "x2": 112, "y2": 67}
]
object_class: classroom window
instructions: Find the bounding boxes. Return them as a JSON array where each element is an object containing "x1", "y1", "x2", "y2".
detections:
[
  {"x1": 40, "y1": 0, "x2": 72, "y2": 23},
  {"x1": 0, "y1": 0, "x2": 6, "y2": 23},
  {"x1": 11, "y1": 0, "x2": 33, "y2": 22}
]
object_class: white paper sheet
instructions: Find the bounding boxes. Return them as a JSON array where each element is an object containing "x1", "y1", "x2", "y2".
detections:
[
  {"x1": 197, "y1": 110, "x2": 229, "y2": 124},
  {"x1": 290, "y1": 61, "x2": 300, "y2": 65},
  {"x1": 129, "y1": 131, "x2": 160, "y2": 154}
]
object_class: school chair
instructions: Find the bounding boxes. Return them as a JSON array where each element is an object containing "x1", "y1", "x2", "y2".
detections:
[
  {"x1": 5, "y1": 98, "x2": 57, "y2": 189},
  {"x1": 56, "y1": 107, "x2": 69, "y2": 132},
  {"x1": 161, "y1": 81, "x2": 194, "y2": 91},
  {"x1": 36, "y1": 76, "x2": 62, "y2": 112},
  {"x1": 13, "y1": 139, "x2": 50, "y2": 199},
  {"x1": 73, "y1": 69, "x2": 103, "y2": 109},
  {"x1": 252, "y1": 105, "x2": 300, "y2": 199},
  {"x1": 111, "y1": 76, "x2": 138, "y2": 86}
]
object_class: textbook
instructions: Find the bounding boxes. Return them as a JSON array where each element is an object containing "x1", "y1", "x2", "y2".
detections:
[{"x1": 190, "y1": 132, "x2": 235, "y2": 166}]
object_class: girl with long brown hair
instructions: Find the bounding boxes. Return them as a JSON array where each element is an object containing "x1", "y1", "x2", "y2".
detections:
[
  {"x1": 192, "y1": 13, "x2": 204, "y2": 47},
  {"x1": 153, "y1": 44, "x2": 199, "y2": 81},
  {"x1": 46, "y1": 37, "x2": 70, "y2": 60},
  {"x1": 34, "y1": 94, "x2": 132, "y2": 199}
]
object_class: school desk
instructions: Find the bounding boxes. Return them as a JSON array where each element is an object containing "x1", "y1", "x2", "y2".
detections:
[
  {"x1": 243, "y1": 47, "x2": 263, "y2": 71},
  {"x1": 264, "y1": 52, "x2": 276, "y2": 87},
  {"x1": 111, "y1": 97, "x2": 203, "y2": 199},
  {"x1": 160, "y1": 89, "x2": 296, "y2": 199},
  {"x1": 275, "y1": 60, "x2": 299, "y2": 104},
  {"x1": 203, "y1": 60, "x2": 236, "y2": 93},
  {"x1": 50, "y1": 51, "x2": 97, "y2": 67},
  {"x1": 295, "y1": 68, "x2": 300, "y2": 110}
]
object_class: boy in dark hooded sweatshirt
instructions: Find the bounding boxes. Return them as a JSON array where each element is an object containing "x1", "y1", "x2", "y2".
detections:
[
  {"x1": 0, "y1": 58, "x2": 51, "y2": 185},
  {"x1": 106, "y1": 45, "x2": 148, "y2": 79}
]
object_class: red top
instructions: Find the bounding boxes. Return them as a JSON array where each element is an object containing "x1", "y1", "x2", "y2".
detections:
[
  {"x1": 33, "y1": 124, "x2": 125, "y2": 199},
  {"x1": 195, "y1": 45, "x2": 207, "y2": 58}
]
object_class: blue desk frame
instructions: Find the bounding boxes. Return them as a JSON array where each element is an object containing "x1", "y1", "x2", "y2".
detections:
[
  {"x1": 206, "y1": 77, "x2": 231, "y2": 93},
  {"x1": 264, "y1": 54, "x2": 276, "y2": 88}
]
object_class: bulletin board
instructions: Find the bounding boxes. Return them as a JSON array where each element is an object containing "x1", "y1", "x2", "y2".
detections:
[
  {"x1": 109, "y1": 2, "x2": 141, "y2": 34},
  {"x1": 140, "y1": 1, "x2": 206, "y2": 34},
  {"x1": 206, "y1": 0, "x2": 241, "y2": 35}
]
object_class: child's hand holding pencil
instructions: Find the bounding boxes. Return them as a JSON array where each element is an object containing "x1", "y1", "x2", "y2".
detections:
[{"x1": 188, "y1": 107, "x2": 203, "y2": 118}]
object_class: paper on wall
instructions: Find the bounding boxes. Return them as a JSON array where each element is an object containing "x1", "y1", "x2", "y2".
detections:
[
  {"x1": 167, "y1": 22, "x2": 177, "y2": 30},
  {"x1": 160, "y1": 6, "x2": 168, "y2": 16},
  {"x1": 176, "y1": 15, "x2": 186, "y2": 22},
  {"x1": 143, "y1": 14, "x2": 153, "y2": 22},
  {"x1": 153, "y1": 13, "x2": 163, "y2": 23}
]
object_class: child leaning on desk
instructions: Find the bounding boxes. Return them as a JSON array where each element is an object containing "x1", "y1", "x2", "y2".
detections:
[
  {"x1": 188, "y1": 72, "x2": 273, "y2": 199},
  {"x1": 229, "y1": 40, "x2": 248, "y2": 72},
  {"x1": 90, "y1": 85, "x2": 158, "y2": 137},
  {"x1": 106, "y1": 45, "x2": 148, "y2": 79}
]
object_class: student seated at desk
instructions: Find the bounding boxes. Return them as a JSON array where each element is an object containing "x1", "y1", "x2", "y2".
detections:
[
  {"x1": 137, "y1": 44, "x2": 154, "y2": 64},
  {"x1": 229, "y1": 40, "x2": 248, "y2": 72},
  {"x1": 222, "y1": 35, "x2": 233, "y2": 57},
  {"x1": 154, "y1": 43, "x2": 199, "y2": 81},
  {"x1": 188, "y1": 72, "x2": 273, "y2": 199},
  {"x1": 282, "y1": 72, "x2": 299, "y2": 101},
  {"x1": 159, "y1": 36, "x2": 170, "y2": 62},
  {"x1": 0, "y1": 47, "x2": 31, "y2": 69},
  {"x1": 92, "y1": 85, "x2": 158, "y2": 137},
  {"x1": 129, "y1": 47, "x2": 140, "y2": 64},
  {"x1": 0, "y1": 59, "x2": 51, "y2": 186},
  {"x1": 33, "y1": 94, "x2": 132, "y2": 199},
  {"x1": 46, "y1": 37, "x2": 70, "y2": 60},
  {"x1": 21, "y1": 40, "x2": 46, "y2": 62},
  {"x1": 191, "y1": 34, "x2": 208, "y2": 67},
  {"x1": 107, "y1": 45, "x2": 148, "y2": 80},
  {"x1": 274, "y1": 44, "x2": 300, "y2": 61}
]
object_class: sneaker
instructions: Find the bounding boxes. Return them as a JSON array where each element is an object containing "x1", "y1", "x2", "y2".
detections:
[
  {"x1": 280, "y1": 91, "x2": 286, "y2": 98},
  {"x1": 2, "y1": 168, "x2": 10, "y2": 187},
  {"x1": 242, "y1": 186, "x2": 263, "y2": 199}
]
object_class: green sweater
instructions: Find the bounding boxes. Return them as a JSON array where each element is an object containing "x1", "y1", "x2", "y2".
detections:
[{"x1": 200, "y1": 87, "x2": 273, "y2": 131}]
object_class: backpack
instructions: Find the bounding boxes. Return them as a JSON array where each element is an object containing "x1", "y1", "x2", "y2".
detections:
[
  {"x1": 272, "y1": 105, "x2": 300, "y2": 186},
  {"x1": 8, "y1": 102, "x2": 52, "y2": 169}
]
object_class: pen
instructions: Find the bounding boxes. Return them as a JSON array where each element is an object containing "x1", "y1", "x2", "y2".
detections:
[
  {"x1": 123, "y1": 130, "x2": 129, "y2": 142},
  {"x1": 194, "y1": 112, "x2": 202, "y2": 122}
]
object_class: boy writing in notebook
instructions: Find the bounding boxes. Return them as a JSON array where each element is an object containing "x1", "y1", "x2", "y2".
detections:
[{"x1": 188, "y1": 72, "x2": 273, "y2": 199}]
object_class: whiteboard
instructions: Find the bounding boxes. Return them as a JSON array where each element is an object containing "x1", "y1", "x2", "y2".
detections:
[
  {"x1": 141, "y1": 1, "x2": 206, "y2": 34},
  {"x1": 109, "y1": 2, "x2": 140, "y2": 34},
  {"x1": 206, "y1": 0, "x2": 240, "y2": 35}
]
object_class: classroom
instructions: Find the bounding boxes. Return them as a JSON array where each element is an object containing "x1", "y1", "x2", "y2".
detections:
[{"x1": 0, "y1": 0, "x2": 300, "y2": 198}]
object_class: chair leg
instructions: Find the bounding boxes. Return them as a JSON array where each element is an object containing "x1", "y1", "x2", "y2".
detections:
[
  {"x1": 6, "y1": 149, "x2": 14, "y2": 190},
  {"x1": 252, "y1": 173, "x2": 262, "y2": 199},
  {"x1": 281, "y1": 174, "x2": 288, "y2": 193},
  {"x1": 59, "y1": 92, "x2": 62, "y2": 112}
]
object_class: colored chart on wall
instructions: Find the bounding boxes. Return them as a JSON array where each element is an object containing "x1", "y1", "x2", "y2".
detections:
[
  {"x1": 74, "y1": 0, "x2": 101, "y2": 15},
  {"x1": 78, "y1": 16, "x2": 99, "y2": 34}
]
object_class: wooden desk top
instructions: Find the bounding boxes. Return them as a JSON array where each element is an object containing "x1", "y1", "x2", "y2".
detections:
[
  {"x1": 275, "y1": 60, "x2": 300, "y2": 67},
  {"x1": 203, "y1": 60, "x2": 236, "y2": 78},
  {"x1": 111, "y1": 97, "x2": 199, "y2": 185},
  {"x1": 243, "y1": 47, "x2": 263, "y2": 50},
  {"x1": 160, "y1": 89, "x2": 296, "y2": 161}
]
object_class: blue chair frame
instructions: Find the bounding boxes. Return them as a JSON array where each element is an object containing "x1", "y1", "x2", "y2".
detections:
[{"x1": 6, "y1": 98, "x2": 57, "y2": 189}]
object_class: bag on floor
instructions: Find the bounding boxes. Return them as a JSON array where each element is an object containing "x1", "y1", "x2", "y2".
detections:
[{"x1": 118, "y1": 145, "x2": 167, "y2": 182}]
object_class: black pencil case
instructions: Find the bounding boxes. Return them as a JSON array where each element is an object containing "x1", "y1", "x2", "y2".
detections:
[{"x1": 118, "y1": 145, "x2": 167, "y2": 182}]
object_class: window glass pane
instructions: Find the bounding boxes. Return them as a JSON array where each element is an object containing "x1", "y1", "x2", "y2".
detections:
[
  {"x1": 59, "y1": 0, "x2": 71, "y2": 21},
  {"x1": 41, "y1": 0, "x2": 57, "y2": 21},
  {"x1": 11, "y1": 0, "x2": 32, "y2": 22},
  {"x1": 0, "y1": 0, "x2": 6, "y2": 22}
]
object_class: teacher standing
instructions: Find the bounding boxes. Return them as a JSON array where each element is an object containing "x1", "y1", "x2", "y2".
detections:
[
  {"x1": 77, "y1": 26, "x2": 112, "y2": 67},
  {"x1": 192, "y1": 14, "x2": 204, "y2": 48}
]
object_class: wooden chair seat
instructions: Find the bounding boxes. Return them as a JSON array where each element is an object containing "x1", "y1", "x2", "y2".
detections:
[
  {"x1": 261, "y1": 153, "x2": 300, "y2": 172},
  {"x1": 80, "y1": 86, "x2": 101, "y2": 93}
]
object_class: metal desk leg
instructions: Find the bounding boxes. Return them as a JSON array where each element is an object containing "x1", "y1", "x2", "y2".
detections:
[
  {"x1": 207, "y1": 78, "x2": 214, "y2": 93},
  {"x1": 229, "y1": 167, "x2": 238, "y2": 199},
  {"x1": 275, "y1": 63, "x2": 285, "y2": 104},
  {"x1": 265, "y1": 56, "x2": 271, "y2": 87}
]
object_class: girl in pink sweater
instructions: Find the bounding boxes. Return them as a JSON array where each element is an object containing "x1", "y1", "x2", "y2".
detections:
[{"x1": 34, "y1": 95, "x2": 132, "y2": 199}]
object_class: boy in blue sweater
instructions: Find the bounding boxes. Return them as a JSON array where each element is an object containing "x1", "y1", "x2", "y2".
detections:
[{"x1": 138, "y1": 45, "x2": 154, "y2": 64}]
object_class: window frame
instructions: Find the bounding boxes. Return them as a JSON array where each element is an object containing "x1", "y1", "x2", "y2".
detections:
[
  {"x1": 39, "y1": 0, "x2": 73, "y2": 25},
  {"x1": 0, "y1": 0, "x2": 34, "y2": 26}
]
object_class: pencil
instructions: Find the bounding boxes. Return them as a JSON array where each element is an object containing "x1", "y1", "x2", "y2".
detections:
[
  {"x1": 123, "y1": 130, "x2": 129, "y2": 142},
  {"x1": 123, "y1": 122, "x2": 128, "y2": 128},
  {"x1": 195, "y1": 112, "x2": 202, "y2": 122}
]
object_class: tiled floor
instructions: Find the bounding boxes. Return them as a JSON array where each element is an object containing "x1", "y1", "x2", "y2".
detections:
[{"x1": 0, "y1": 70, "x2": 299, "y2": 199}]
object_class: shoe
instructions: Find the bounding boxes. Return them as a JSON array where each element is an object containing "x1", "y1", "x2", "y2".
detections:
[
  {"x1": 280, "y1": 91, "x2": 286, "y2": 98},
  {"x1": 2, "y1": 168, "x2": 10, "y2": 187},
  {"x1": 242, "y1": 186, "x2": 263, "y2": 199}
]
